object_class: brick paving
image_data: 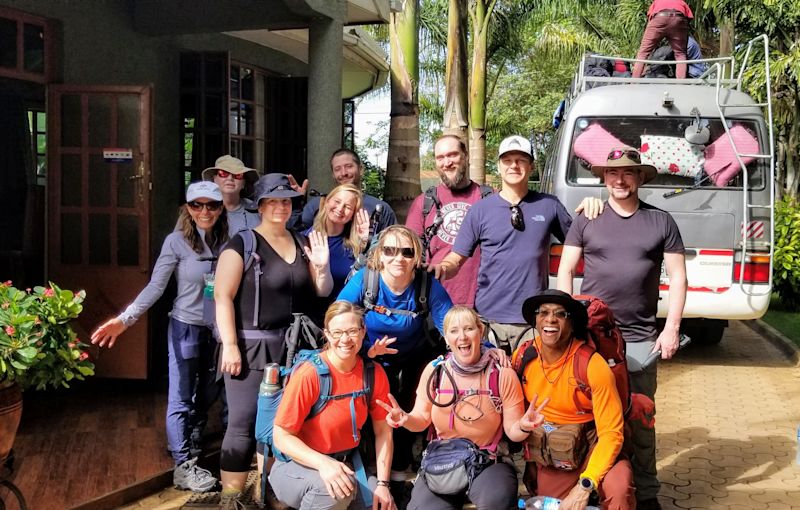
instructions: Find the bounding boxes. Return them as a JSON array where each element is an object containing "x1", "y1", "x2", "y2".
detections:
[{"x1": 117, "y1": 320, "x2": 800, "y2": 509}]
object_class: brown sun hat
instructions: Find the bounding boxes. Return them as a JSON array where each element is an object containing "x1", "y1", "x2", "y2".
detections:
[
  {"x1": 590, "y1": 148, "x2": 657, "y2": 184},
  {"x1": 201, "y1": 155, "x2": 259, "y2": 183}
]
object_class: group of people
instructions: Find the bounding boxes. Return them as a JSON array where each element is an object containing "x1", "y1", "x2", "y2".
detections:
[{"x1": 90, "y1": 123, "x2": 686, "y2": 510}]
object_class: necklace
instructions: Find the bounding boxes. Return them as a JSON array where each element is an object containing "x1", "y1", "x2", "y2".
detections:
[{"x1": 539, "y1": 338, "x2": 573, "y2": 385}]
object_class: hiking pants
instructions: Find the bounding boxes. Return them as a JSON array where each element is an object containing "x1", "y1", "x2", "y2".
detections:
[
  {"x1": 533, "y1": 455, "x2": 635, "y2": 510},
  {"x1": 407, "y1": 462, "x2": 518, "y2": 510},
  {"x1": 270, "y1": 458, "x2": 356, "y2": 510},
  {"x1": 166, "y1": 318, "x2": 216, "y2": 465},
  {"x1": 629, "y1": 359, "x2": 660, "y2": 501},
  {"x1": 487, "y1": 322, "x2": 535, "y2": 354},
  {"x1": 633, "y1": 13, "x2": 689, "y2": 79}
]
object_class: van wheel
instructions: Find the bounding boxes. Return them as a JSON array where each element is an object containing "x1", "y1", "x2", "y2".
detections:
[{"x1": 682, "y1": 320, "x2": 726, "y2": 346}]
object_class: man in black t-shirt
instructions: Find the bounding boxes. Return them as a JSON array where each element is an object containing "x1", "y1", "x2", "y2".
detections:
[{"x1": 557, "y1": 148, "x2": 687, "y2": 510}]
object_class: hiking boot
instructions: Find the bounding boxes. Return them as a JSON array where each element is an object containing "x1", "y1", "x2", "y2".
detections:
[
  {"x1": 219, "y1": 491, "x2": 247, "y2": 510},
  {"x1": 173, "y1": 458, "x2": 218, "y2": 492}
]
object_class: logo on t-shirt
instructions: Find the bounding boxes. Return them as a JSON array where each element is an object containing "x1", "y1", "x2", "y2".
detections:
[{"x1": 437, "y1": 202, "x2": 472, "y2": 244}]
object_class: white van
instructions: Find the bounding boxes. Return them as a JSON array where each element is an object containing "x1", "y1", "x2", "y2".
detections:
[{"x1": 542, "y1": 36, "x2": 775, "y2": 344}]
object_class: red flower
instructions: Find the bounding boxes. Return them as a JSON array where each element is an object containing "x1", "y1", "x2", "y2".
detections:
[
  {"x1": 43, "y1": 287, "x2": 55, "y2": 298},
  {"x1": 1, "y1": 280, "x2": 10, "y2": 287},
  {"x1": 5, "y1": 325, "x2": 15, "y2": 336},
  {"x1": 668, "y1": 163, "x2": 680, "y2": 173},
  {"x1": 641, "y1": 143, "x2": 650, "y2": 153},
  {"x1": 79, "y1": 352, "x2": 89, "y2": 361},
  {"x1": 68, "y1": 342, "x2": 76, "y2": 349}
]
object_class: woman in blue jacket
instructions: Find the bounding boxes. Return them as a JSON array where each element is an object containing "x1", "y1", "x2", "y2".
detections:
[{"x1": 337, "y1": 225, "x2": 453, "y2": 485}]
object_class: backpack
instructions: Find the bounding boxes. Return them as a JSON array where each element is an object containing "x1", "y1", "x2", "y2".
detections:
[
  {"x1": 202, "y1": 229, "x2": 308, "y2": 332},
  {"x1": 426, "y1": 357, "x2": 504, "y2": 455},
  {"x1": 256, "y1": 346, "x2": 376, "y2": 507},
  {"x1": 360, "y1": 267, "x2": 444, "y2": 352},
  {"x1": 421, "y1": 184, "x2": 493, "y2": 260},
  {"x1": 512, "y1": 294, "x2": 632, "y2": 417}
]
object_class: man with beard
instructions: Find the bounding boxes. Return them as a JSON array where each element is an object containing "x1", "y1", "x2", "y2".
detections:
[
  {"x1": 299, "y1": 148, "x2": 396, "y2": 234},
  {"x1": 406, "y1": 135, "x2": 492, "y2": 306},
  {"x1": 557, "y1": 148, "x2": 687, "y2": 510}
]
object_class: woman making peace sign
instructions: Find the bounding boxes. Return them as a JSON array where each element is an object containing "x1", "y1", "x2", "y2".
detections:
[{"x1": 376, "y1": 306, "x2": 548, "y2": 510}]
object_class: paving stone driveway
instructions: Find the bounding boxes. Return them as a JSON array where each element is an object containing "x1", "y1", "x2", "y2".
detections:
[
  {"x1": 655, "y1": 320, "x2": 800, "y2": 509},
  {"x1": 118, "y1": 321, "x2": 800, "y2": 510}
]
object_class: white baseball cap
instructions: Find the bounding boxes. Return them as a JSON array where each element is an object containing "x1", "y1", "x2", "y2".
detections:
[
  {"x1": 186, "y1": 181, "x2": 223, "y2": 202},
  {"x1": 498, "y1": 135, "x2": 533, "y2": 159}
]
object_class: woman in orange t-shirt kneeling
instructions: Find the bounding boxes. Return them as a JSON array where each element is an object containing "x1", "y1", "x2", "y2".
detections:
[{"x1": 270, "y1": 301, "x2": 396, "y2": 510}]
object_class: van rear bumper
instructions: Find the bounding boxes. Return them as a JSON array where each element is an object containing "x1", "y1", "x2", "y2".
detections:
[{"x1": 554, "y1": 277, "x2": 770, "y2": 320}]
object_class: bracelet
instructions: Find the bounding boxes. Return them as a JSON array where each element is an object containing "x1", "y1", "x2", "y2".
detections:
[
  {"x1": 519, "y1": 422, "x2": 535, "y2": 433},
  {"x1": 376, "y1": 480, "x2": 390, "y2": 487}
]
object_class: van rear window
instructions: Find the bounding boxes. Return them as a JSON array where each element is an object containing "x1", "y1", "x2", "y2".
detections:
[{"x1": 568, "y1": 117, "x2": 765, "y2": 189}]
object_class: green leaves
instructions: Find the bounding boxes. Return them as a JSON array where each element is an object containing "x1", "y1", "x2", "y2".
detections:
[
  {"x1": 0, "y1": 281, "x2": 94, "y2": 390},
  {"x1": 773, "y1": 197, "x2": 800, "y2": 309}
]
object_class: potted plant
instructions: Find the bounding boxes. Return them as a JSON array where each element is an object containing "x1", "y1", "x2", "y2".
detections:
[{"x1": 0, "y1": 281, "x2": 95, "y2": 461}]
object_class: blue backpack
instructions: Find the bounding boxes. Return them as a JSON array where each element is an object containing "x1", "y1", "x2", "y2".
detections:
[{"x1": 256, "y1": 349, "x2": 376, "y2": 507}]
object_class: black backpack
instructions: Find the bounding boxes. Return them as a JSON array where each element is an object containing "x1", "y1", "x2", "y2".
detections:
[{"x1": 421, "y1": 184, "x2": 493, "y2": 260}]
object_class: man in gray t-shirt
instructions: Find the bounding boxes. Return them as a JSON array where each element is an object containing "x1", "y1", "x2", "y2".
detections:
[{"x1": 557, "y1": 148, "x2": 687, "y2": 509}]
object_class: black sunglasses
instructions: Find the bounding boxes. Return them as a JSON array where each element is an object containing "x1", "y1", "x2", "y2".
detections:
[
  {"x1": 510, "y1": 204, "x2": 525, "y2": 231},
  {"x1": 381, "y1": 246, "x2": 415, "y2": 259},
  {"x1": 187, "y1": 201, "x2": 223, "y2": 212},
  {"x1": 608, "y1": 148, "x2": 642, "y2": 163}
]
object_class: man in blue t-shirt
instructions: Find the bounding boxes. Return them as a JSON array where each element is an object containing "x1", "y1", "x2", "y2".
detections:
[{"x1": 432, "y1": 135, "x2": 573, "y2": 352}]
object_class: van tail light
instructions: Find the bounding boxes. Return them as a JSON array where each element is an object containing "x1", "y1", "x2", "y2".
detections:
[
  {"x1": 549, "y1": 244, "x2": 584, "y2": 277},
  {"x1": 733, "y1": 254, "x2": 770, "y2": 283}
]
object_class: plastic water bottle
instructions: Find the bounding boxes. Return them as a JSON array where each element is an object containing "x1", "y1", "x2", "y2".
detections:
[
  {"x1": 202, "y1": 272, "x2": 215, "y2": 299},
  {"x1": 519, "y1": 496, "x2": 599, "y2": 510},
  {"x1": 259, "y1": 363, "x2": 282, "y2": 396}
]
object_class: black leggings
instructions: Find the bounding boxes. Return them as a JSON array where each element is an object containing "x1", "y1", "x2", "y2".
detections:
[{"x1": 219, "y1": 329, "x2": 285, "y2": 472}]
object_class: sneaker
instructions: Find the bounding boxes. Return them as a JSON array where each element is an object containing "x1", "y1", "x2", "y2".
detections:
[
  {"x1": 173, "y1": 458, "x2": 218, "y2": 492},
  {"x1": 219, "y1": 491, "x2": 247, "y2": 510}
]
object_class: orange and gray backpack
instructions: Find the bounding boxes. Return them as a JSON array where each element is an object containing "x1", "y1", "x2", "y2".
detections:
[{"x1": 512, "y1": 294, "x2": 633, "y2": 417}]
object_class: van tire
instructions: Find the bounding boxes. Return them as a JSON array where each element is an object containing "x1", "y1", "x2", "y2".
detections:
[{"x1": 682, "y1": 319, "x2": 727, "y2": 346}]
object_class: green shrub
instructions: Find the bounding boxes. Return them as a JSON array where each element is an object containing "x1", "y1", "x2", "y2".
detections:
[
  {"x1": 359, "y1": 150, "x2": 385, "y2": 200},
  {"x1": 773, "y1": 197, "x2": 800, "y2": 309}
]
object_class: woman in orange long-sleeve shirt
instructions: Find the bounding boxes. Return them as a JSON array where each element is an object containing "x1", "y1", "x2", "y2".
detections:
[{"x1": 513, "y1": 290, "x2": 635, "y2": 510}]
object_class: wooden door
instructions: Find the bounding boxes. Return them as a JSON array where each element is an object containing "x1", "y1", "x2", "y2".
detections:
[{"x1": 47, "y1": 85, "x2": 151, "y2": 379}]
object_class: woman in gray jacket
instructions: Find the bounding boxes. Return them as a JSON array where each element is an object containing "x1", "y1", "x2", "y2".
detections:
[{"x1": 91, "y1": 181, "x2": 228, "y2": 493}]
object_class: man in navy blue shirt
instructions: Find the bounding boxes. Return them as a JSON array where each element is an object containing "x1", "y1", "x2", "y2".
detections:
[{"x1": 432, "y1": 136, "x2": 574, "y2": 352}]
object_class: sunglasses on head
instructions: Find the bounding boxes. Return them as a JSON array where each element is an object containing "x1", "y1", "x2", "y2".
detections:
[
  {"x1": 607, "y1": 148, "x2": 641, "y2": 163},
  {"x1": 510, "y1": 204, "x2": 525, "y2": 231},
  {"x1": 187, "y1": 200, "x2": 223, "y2": 212},
  {"x1": 381, "y1": 246, "x2": 415, "y2": 259},
  {"x1": 216, "y1": 169, "x2": 245, "y2": 180}
]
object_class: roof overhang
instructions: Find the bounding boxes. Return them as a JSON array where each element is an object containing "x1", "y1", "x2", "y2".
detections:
[{"x1": 226, "y1": 26, "x2": 388, "y2": 99}]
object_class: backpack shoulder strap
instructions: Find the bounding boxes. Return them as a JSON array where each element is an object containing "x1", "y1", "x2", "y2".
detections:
[
  {"x1": 413, "y1": 269, "x2": 430, "y2": 317},
  {"x1": 572, "y1": 343, "x2": 595, "y2": 414},
  {"x1": 478, "y1": 184, "x2": 494, "y2": 199},
  {"x1": 241, "y1": 229, "x2": 264, "y2": 328},
  {"x1": 422, "y1": 185, "x2": 441, "y2": 220},
  {"x1": 361, "y1": 268, "x2": 380, "y2": 312},
  {"x1": 307, "y1": 352, "x2": 332, "y2": 419},
  {"x1": 364, "y1": 359, "x2": 376, "y2": 405},
  {"x1": 512, "y1": 339, "x2": 539, "y2": 383},
  {"x1": 290, "y1": 230, "x2": 309, "y2": 262}
]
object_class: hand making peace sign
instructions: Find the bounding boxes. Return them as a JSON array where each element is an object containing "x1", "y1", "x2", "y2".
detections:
[
  {"x1": 375, "y1": 393, "x2": 409, "y2": 429},
  {"x1": 518, "y1": 393, "x2": 550, "y2": 433}
]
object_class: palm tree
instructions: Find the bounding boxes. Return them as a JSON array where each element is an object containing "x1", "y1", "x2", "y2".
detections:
[{"x1": 384, "y1": 0, "x2": 422, "y2": 219}]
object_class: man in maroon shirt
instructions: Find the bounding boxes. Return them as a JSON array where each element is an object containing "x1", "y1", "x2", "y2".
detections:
[
  {"x1": 632, "y1": 0, "x2": 694, "y2": 79},
  {"x1": 406, "y1": 135, "x2": 488, "y2": 306}
]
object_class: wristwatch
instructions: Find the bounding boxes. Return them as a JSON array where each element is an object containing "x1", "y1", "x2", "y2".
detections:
[{"x1": 579, "y1": 476, "x2": 596, "y2": 492}]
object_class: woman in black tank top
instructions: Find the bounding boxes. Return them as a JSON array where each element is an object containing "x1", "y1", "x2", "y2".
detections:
[{"x1": 213, "y1": 174, "x2": 333, "y2": 504}]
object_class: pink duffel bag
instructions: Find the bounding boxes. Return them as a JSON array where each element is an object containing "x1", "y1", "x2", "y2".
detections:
[
  {"x1": 573, "y1": 124, "x2": 626, "y2": 167},
  {"x1": 703, "y1": 125, "x2": 759, "y2": 186}
]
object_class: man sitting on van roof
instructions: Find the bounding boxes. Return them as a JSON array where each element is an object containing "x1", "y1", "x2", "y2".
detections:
[
  {"x1": 432, "y1": 136, "x2": 602, "y2": 352},
  {"x1": 557, "y1": 148, "x2": 687, "y2": 510}
]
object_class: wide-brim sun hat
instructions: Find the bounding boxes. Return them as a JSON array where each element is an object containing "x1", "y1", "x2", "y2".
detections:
[
  {"x1": 590, "y1": 148, "x2": 657, "y2": 184},
  {"x1": 522, "y1": 289, "x2": 589, "y2": 335},
  {"x1": 201, "y1": 154, "x2": 259, "y2": 182},
  {"x1": 185, "y1": 181, "x2": 223, "y2": 202},
  {"x1": 247, "y1": 173, "x2": 302, "y2": 211}
]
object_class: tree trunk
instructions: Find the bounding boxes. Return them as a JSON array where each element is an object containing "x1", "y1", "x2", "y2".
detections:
[
  {"x1": 468, "y1": 0, "x2": 491, "y2": 184},
  {"x1": 385, "y1": 0, "x2": 421, "y2": 221},
  {"x1": 718, "y1": 19, "x2": 734, "y2": 77},
  {"x1": 443, "y1": 0, "x2": 468, "y2": 142}
]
